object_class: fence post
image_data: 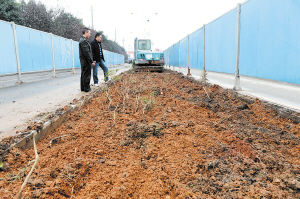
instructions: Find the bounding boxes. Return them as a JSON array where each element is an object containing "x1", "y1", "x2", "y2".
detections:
[
  {"x1": 50, "y1": 33, "x2": 56, "y2": 78},
  {"x1": 187, "y1": 35, "x2": 191, "y2": 76},
  {"x1": 11, "y1": 22, "x2": 22, "y2": 84},
  {"x1": 202, "y1": 24, "x2": 207, "y2": 83},
  {"x1": 172, "y1": 45, "x2": 175, "y2": 71},
  {"x1": 110, "y1": 53, "x2": 112, "y2": 67},
  {"x1": 71, "y1": 40, "x2": 75, "y2": 74},
  {"x1": 168, "y1": 50, "x2": 170, "y2": 68},
  {"x1": 234, "y1": 3, "x2": 242, "y2": 91},
  {"x1": 178, "y1": 42, "x2": 181, "y2": 72}
]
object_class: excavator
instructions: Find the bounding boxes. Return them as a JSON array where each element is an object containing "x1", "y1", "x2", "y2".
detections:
[{"x1": 133, "y1": 38, "x2": 164, "y2": 72}]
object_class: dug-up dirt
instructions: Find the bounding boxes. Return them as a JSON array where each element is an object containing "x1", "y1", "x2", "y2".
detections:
[{"x1": 0, "y1": 70, "x2": 299, "y2": 198}]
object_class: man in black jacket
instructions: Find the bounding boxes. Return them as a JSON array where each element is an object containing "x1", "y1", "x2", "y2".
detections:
[
  {"x1": 79, "y1": 28, "x2": 95, "y2": 92},
  {"x1": 91, "y1": 33, "x2": 108, "y2": 85}
]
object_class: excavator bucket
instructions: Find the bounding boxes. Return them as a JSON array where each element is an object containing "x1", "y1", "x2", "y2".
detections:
[{"x1": 134, "y1": 65, "x2": 164, "y2": 73}]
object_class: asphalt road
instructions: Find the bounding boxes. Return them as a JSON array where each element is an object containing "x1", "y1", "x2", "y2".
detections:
[{"x1": 0, "y1": 64, "x2": 131, "y2": 140}]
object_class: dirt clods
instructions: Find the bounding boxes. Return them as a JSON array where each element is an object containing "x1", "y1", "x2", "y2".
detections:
[{"x1": 0, "y1": 70, "x2": 299, "y2": 198}]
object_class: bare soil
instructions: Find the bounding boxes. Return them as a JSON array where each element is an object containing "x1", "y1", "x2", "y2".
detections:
[{"x1": 0, "y1": 70, "x2": 299, "y2": 198}]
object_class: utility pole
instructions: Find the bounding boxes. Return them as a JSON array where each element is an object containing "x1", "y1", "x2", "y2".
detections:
[{"x1": 91, "y1": 6, "x2": 94, "y2": 30}]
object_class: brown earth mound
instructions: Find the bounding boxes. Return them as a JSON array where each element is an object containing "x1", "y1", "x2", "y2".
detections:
[{"x1": 0, "y1": 70, "x2": 299, "y2": 198}]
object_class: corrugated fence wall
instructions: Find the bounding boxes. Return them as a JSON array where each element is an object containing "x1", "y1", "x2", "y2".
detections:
[
  {"x1": 164, "y1": 0, "x2": 300, "y2": 85},
  {"x1": 0, "y1": 19, "x2": 124, "y2": 76}
]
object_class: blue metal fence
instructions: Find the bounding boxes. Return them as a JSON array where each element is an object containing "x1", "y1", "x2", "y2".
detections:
[
  {"x1": 52, "y1": 35, "x2": 73, "y2": 70},
  {"x1": 240, "y1": 0, "x2": 300, "y2": 84},
  {"x1": 0, "y1": 20, "x2": 18, "y2": 74},
  {"x1": 189, "y1": 28, "x2": 204, "y2": 69},
  {"x1": 206, "y1": 8, "x2": 237, "y2": 74},
  {"x1": 0, "y1": 19, "x2": 125, "y2": 78},
  {"x1": 16, "y1": 25, "x2": 53, "y2": 72},
  {"x1": 179, "y1": 37, "x2": 188, "y2": 67},
  {"x1": 164, "y1": 0, "x2": 300, "y2": 85}
]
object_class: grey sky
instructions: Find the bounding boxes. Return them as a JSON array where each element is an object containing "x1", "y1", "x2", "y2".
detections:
[{"x1": 25, "y1": 0, "x2": 245, "y2": 53}]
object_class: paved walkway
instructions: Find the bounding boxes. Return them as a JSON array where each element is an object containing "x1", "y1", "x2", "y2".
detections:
[
  {"x1": 0, "y1": 64, "x2": 131, "y2": 140},
  {"x1": 170, "y1": 66, "x2": 300, "y2": 112}
]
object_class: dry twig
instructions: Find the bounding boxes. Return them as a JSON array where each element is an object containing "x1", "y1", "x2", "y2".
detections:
[
  {"x1": 16, "y1": 132, "x2": 39, "y2": 199},
  {"x1": 203, "y1": 86, "x2": 211, "y2": 100}
]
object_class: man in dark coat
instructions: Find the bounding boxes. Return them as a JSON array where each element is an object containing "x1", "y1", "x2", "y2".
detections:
[
  {"x1": 91, "y1": 33, "x2": 109, "y2": 85},
  {"x1": 79, "y1": 28, "x2": 95, "y2": 92}
]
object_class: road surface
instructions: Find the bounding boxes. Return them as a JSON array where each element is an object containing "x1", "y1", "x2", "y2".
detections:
[{"x1": 0, "y1": 64, "x2": 131, "y2": 140}]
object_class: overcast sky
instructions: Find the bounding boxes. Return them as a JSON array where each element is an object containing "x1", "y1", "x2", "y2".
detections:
[{"x1": 29, "y1": 0, "x2": 246, "y2": 53}]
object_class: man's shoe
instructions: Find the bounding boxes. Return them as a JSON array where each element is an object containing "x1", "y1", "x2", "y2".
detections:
[
  {"x1": 94, "y1": 83, "x2": 99, "y2": 86},
  {"x1": 83, "y1": 88, "x2": 91, "y2": 92}
]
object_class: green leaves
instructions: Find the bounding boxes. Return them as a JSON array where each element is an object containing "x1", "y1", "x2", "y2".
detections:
[{"x1": 0, "y1": 0, "x2": 23, "y2": 24}]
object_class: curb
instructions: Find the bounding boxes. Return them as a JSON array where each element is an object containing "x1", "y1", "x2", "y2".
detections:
[
  {"x1": 14, "y1": 83, "x2": 103, "y2": 150},
  {"x1": 3, "y1": 67, "x2": 131, "y2": 153}
]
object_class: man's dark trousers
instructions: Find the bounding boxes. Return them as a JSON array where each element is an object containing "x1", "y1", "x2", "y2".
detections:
[
  {"x1": 79, "y1": 36, "x2": 93, "y2": 92},
  {"x1": 80, "y1": 63, "x2": 91, "y2": 91}
]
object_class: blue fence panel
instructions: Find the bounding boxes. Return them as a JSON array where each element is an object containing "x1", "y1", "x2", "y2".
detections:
[
  {"x1": 168, "y1": 47, "x2": 172, "y2": 65},
  {"x1": 53, "y1": 35, "x2": 72, "y2": 69},
  {"x1": 179, "y1": 37, "x2": 188, "y2": 67},
  {"x1": 103, "y1": 50, "x2": 108, "y2": 66},
  {"x1": 171, "y1": 42, "x2": 180, "y2": 66},
  {"x1": 163, "y1": 49, "x2": 169, "y2": 65},
  {"x1": 110, "y1": 52, "x2": 113, "y2": 65},
  {"x1": 189, "y1": 28, "x2": 204, "y2": 69},
  {"x1": 168, "y1": 48, "x2": 172, "y2": 65},
  {"x1": 103, "y1": 50, "x2": 107, "y2": 66},
  {"x1": 120, "y1": 54, "x2": 123, "y2": 64},
  {"x1": 0, "y1": 20, "x2": 17, "y2": 75},
  {"x1": 169, "y1": 48, "x2": 171, "y2": 65},
  {"x1": 113, "y1": 53, "x2": 116, "y2": 65},
  {"x1": 240, "y1": 0, "x2": 300, "y2": 84},
  {"x1": 169, "y1": 48, "x2": 173, "y2": 65},
  {"x1": 108, "y1": 50, "x2": 111, "y2": 66},
  {"x1": 168, "y1": 48, "x2": 171, "y2": 65},
  {"x1": 205, "y1": 8, "x2": 237, "y2": 74},
  {"x1": 108, "y1": 51, "x2": 112, "y2": 66},
  {"x1": 0, "y1": 19, "x2": 124, "y2": 75},
  {"x1": 16, "y1": 25, "x2": 52, "y2": 72},
  {"x1": 111, "y1": 52, "x2": 113, "y2": 65},
  {"x1": 165, "y1": 49, "x2": 169, "y2": 65},
  {"x1": 73, "y1": 41, "x2": 80, "y2": 68}
]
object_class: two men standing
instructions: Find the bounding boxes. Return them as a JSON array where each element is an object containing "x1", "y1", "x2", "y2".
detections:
[{"x1": 79, "y1": 28, "x2": 109, "y2": 92}]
